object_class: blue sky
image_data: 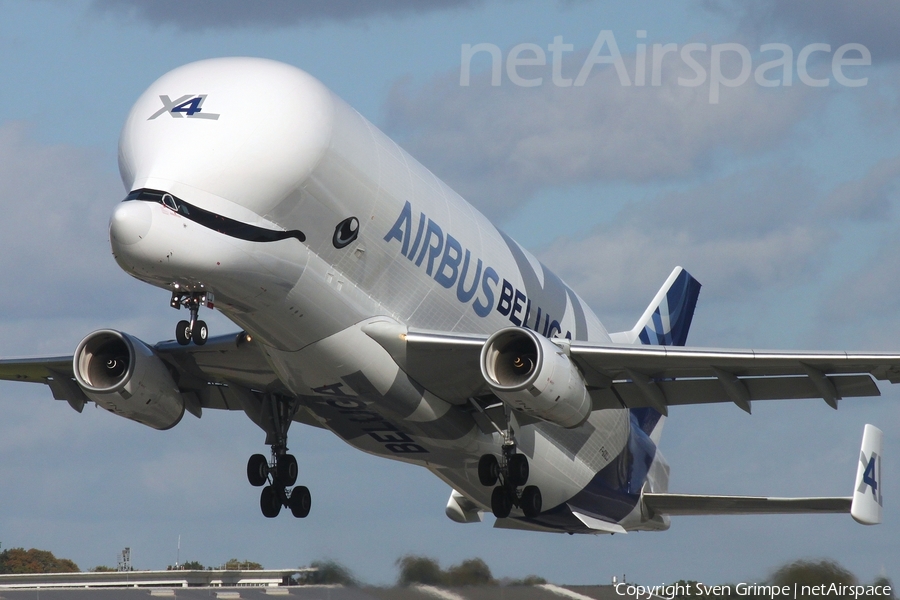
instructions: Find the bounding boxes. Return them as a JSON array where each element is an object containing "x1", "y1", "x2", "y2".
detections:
[{"x1": 1, "y1": 0, "x2": 899, "y2": 587}]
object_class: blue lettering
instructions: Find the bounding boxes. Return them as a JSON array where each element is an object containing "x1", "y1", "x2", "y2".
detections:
[
  {"x1": 434, "y1": 234, "x2": 463, "y2": 288},
  {"x1": 456, "y1": 251, "x2": 482, "y2": 303},
  {"x1": 497, "y1": 279, "x2": 514, "y2": 316},
  {"x1": 509, "y1": 289, "x2": 526, "y2": 326},
  {"x1": 383, "y1": 201, "x2": 413, "y2": 256},
  {"x1": 171, "y1": 97, "x2": 203, "y2": 116},
  {"x1": 548, "y1": 319, "x2": 561, "y2": 337},
  {"x1": 415, "y1": 219, "x2": 444, "y2": 275},
  {"x1": 863, "y1": 455, "x2": 878, "y2": 498},
  {"x1": 474, "y1": 267, "x2": 498, "y2": 318},
  {"x1": 407, "y1": 212, "x2": 427, "y2": 261}
]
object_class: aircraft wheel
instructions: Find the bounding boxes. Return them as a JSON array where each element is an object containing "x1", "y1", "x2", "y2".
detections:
[
  {"x1": 521, "y1": 485, "x2": 542, "y2": 518},
  {"x1": 175, "y1": 320, "x2": 192, "y2": 346},
  {"x1": 260, "y1": 486, "x2": 281, "y2": 518},
  {"x1": 477, "y1": 454, "x2": 499, "y2": 486},
  {"x1": 247, "y1": 454, "x2": 268, "y2": 487},
  {"x1": 508, "y1": 454, "x2": 529, "y2": 487},
  {"x1": 192, "y1": 320, "x2": 208, "y2": 345},
  {"x1": 289, "y1": 485, "x2": 311, "y2": 518},
  {"x1": 491, "y1": 486, "x2": 513, "y2": 519},
  {"x1": 277, "y1": 454, "x2": 298, "y2": 487}
]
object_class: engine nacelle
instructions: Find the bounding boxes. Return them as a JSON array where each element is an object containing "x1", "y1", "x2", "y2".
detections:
[
  {"x1": 73, "y1": 330, "x2": 185, "y2": 430},
  {"x1": 480, "y1": 327, "x2": 591, "y2": 429}
]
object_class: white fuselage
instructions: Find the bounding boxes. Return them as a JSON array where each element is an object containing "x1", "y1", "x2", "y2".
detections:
[{"x1": 109, "y1": 57, "x2": 669, "y2": 532}]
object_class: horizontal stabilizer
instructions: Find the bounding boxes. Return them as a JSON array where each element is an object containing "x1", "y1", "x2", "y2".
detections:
[
  {"x1": 643, "y1": 493, "x2": 850, "y2": 516},
  {"x1": 851, "y1": 424, "x2": 883, "y2": 525},
  {"x1": 646, "y1": 425, "x2": 881, "y2": 523}
]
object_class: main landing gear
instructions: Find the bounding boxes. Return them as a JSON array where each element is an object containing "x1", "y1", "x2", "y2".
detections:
[
  {"x1": 471, "y1": 401, "x2": 542, "y2": 519},
  {"x1": 246, "y1": 394, "x2": 311, "y2": 519},
  {"x1": 171, "y1": 290, "x2": 213, "y2": 346},
  {"x1": 247, "y1": 452, "x2": 311, "y2": 518}
]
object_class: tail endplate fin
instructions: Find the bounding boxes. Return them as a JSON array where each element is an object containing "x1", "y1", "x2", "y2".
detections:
[
  {"x1": 611, "y1": 266, "x2": 701, "y2": 346},
  {"x1": 851, "y1": 424, "x2": 883, "y2": 525}
]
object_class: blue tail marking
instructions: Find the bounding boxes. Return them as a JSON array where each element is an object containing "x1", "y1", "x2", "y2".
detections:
[{"x1": 637, "y1": 268, "x2": 701, "y2": 347}]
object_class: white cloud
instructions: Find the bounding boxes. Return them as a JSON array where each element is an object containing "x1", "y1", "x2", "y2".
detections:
[
  {"x1": 91, "y1": 0, "x2": 493, "y2": 29},
  {"x1": 386, "y1": 49, "x2": 821, "y2": 220},
  {"x1": 823, "y1": 155, "x2": 900, "y2": 220},
  {"x1": 705, "y1": 0, "x2": 900, "y2": 61},
  {"x1": 0, "y1": 123, "x2": 126, "y2": 319},
  {"x1": 538, "y1": 167, "x2": 831, "y2": 322}
]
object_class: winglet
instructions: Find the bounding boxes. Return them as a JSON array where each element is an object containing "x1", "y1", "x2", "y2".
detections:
[
  {"x1": 610, "y1": 267, "x2": 701, "y2": 346},
  {"x1": 851, "y1": 424, "x2": 883, "y2": 525}
]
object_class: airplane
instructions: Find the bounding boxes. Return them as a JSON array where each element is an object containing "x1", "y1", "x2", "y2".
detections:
[{"x1": 0, "y1": 56, "x2": 889, "y2": 534}]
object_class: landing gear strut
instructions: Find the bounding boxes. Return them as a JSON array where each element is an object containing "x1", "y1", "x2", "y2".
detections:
[
  {"x1": 471, "y1": 400, "x2": 542, "y2": 519},
  {"x1": 245, "y1": 393, "x2": 311, "y2": 519},
  {"x1": 171, "y1": 290, "x2": 213, "y2": 346}
]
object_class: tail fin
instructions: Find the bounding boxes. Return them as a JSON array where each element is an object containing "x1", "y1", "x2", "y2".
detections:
[
  {"x1": 851, "y1": 424, "x2": 883, "y2": 525},
  {"x1": 610, "y1": 266, "x2": 701, "y2": 346}
]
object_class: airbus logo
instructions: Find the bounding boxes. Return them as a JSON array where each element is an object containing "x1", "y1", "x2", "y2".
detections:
[{"x1": 148, "y1": 94, "x2": 220, "y2": 120}]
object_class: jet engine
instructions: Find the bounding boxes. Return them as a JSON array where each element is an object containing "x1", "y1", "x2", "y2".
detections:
[
  {"x1": 480, "y1": 327, "x2": 591, "y2": 429},
  {"x1": 73, "y1": 330, "x2": 185, "y2": 430}
]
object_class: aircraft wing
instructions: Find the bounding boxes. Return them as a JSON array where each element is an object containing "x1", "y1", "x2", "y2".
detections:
[
  {"x1": 0, "y1": 333, "x2": 327, "y2": 428},
  {"x1": 363, "y1": 323, "x2": 900, "y2": 414}
]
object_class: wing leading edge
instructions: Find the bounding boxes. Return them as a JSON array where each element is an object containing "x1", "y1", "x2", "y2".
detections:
[
  {"x1": 0, "y1": 332, "x2": 303, "y2": 418},
  {"x1": 361, "y1": 319, "x2": 900, "y2": 414}
]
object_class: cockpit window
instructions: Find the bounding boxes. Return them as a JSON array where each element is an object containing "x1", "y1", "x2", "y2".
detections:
[
  {"x1": 123, "y1": 188, "x2": 305, "y2": 244},
  {"x1": 161, "y1": 193, "x2": 178, "y2": 212}
]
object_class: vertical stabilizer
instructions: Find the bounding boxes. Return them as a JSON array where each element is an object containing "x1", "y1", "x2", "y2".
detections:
[
  {"x1": 851, "y1": 424, "x2": 883, "y2": 525},
  {"x1": 610, "y1": 267, "x2": 701, "y2": 347}
]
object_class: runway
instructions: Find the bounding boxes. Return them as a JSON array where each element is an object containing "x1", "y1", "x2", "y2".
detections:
[{"x1": 0, "y1": 584, "x2": 627, "y2": 600}]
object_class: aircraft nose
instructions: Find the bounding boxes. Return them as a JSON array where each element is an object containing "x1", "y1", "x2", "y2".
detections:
[{"x1": 109, "y1": 200, "x2": 153, "y2": 246}]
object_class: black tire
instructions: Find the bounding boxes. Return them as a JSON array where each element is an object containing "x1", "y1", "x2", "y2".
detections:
[
  {"x1": 260, "y1": 486, "x2": 281, "y2": 518},
  {"x1": 508, "y1": 454, "x2": 529, "y2": 487},
  {"x1": 289, "y1": 485, "x2": 311, "y2": 518},
  {"x1": 175, "y1": 320, "x2": 191, "y2": 346},
  {"x1": 491, "y1": 486, "x2": 513, "y2": 519},
  {"x1": 276, "y1": 454, "x2": 298, "y2": 487},
  {"x1": 193, "y1": 320, "x2": 208, "y2": 345},
  {"x1": 477, "y1": 454, "x2": 500, "y2": 487},
  {"x1": 521, "y1": 485, "x2": 542, "y2": 518},
  {"x1": 247, "y1": 454, "x2": 268, "y2": 487}
]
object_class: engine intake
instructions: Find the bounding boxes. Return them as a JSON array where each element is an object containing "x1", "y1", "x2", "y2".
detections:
[
  {"x1": 480, "y1": 327, "x2": 591, "y2": 428},
  {"x1": 73, "y1": 330, "x2": 185, "y2": 430}
]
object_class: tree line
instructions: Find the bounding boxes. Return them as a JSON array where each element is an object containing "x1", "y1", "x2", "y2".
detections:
[{"x1": 0, "y1": 545, "x2": 893, "y2": 596}]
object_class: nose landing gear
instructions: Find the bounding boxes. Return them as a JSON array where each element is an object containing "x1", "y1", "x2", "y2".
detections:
[
  {"x1": 171, "y1": 290, "x2": 213, "y2": 345},
  {"x1": 471, "y1": 399, "x2": 543, "y2": 519}
]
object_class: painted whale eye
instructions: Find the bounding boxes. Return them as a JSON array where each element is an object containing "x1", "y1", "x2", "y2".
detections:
[{"x1": 333, "y1": 216, "x2": 359, "y2": 249}]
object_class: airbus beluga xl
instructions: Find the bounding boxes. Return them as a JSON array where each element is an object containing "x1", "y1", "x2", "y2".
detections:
[{"x1": 0, "y1": 57, "x2": 889, "y2": 533}]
